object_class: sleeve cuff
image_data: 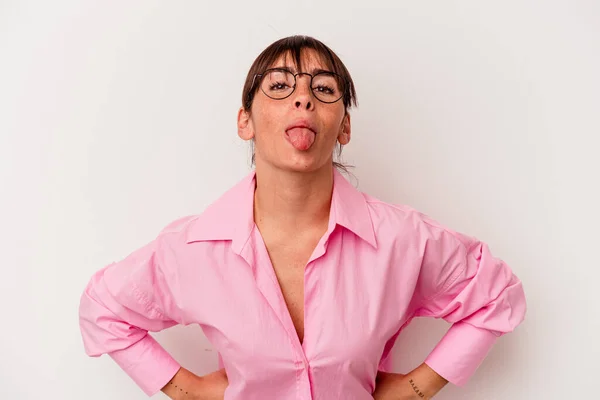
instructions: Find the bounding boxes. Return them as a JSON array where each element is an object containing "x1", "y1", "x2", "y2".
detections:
[
  {"x1": 424, "y1": 321, "x2": 498, "y2": 386},
  {"x1": 109, "y1": 334, "x2": 181, "y2": 396}
]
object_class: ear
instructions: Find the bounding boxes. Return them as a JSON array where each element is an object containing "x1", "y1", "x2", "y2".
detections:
[
  {"x1": 237, "y1": 107, "x2": 254, "y2": 141},
  {"x1": 337, "y1": 112, "x2": 351, "y2": 145}
]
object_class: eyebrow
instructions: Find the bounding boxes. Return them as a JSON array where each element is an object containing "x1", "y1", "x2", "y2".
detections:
[{"x1": 271, "y1": 66, "x2": 334, "y2": 75}]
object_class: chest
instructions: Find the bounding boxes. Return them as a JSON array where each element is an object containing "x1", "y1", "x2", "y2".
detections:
[
  {"x1": 183, "y1": 233, "x2": 414, "y2": 391},
  {"x1": 263, "y1": 237, "x2": 321, "y2": 344}
]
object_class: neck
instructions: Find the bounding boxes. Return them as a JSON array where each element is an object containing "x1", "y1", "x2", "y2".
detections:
[{"x1": 253, "y1": 162, "x2": 334, "y2": 234}]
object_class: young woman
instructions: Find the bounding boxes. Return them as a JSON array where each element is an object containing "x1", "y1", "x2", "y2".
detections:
[{"x1": 79, "y1": 35, "x2": 527, "y2": 400}]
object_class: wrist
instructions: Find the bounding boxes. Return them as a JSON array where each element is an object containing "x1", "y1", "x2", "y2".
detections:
[
  {"x1": 161, "y1": 367, "x2": 203, "y2": 399},
  {"x1": 406, "y1": 363, "x2": 448, "y2": 398}
]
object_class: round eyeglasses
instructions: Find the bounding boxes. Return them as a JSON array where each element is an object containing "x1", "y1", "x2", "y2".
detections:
[{"x1": 253, "y1": 68, "x2": 347, "y2": 104}]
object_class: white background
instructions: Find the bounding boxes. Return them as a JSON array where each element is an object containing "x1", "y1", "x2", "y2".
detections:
[{"x1": 1, "y1": 1, "x2": 599, "y2": 399}]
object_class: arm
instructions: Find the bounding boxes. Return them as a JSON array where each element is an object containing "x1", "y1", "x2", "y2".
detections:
[
  {"x1": 415, "y1": 216, "x2": 527, "y2": 387},
  {"x1": 375, "y1": 216, "x2": 526, "y2": 398},
  {"x1": 404, "y1": 363, "x2": 448, "y2": 398},
  {"x1": 162, "y1": 367, "x2": 228, "y2": 400},
  {"x1": 78, "y1": 234, "x2": 183, "y2": 396},
  {"x1": 374, "y1": 363, "x2": 448, "y2": 399}
]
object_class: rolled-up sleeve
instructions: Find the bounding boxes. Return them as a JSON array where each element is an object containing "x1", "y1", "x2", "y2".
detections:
[
  {"x1": 414, "y1": 218, "x2": 527, "y2": 387},
  {"x1": 78, "y1": 235, "x2": 181, "y2": 396}
]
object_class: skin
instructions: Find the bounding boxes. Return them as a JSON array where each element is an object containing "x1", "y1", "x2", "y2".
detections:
[{"x1": 162, "y1": 49, "x2": 448, "y2": 399}]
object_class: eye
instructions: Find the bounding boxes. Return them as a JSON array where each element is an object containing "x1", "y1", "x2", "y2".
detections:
[
  {"x1": 269, "y1": 81, "x2": 291, "y2": 91},
  {"x1": 314, "y1": 85, "x2": 335, "y2": 95}
]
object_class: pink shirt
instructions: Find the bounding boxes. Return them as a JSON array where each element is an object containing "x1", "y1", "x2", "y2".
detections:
[{"x1": 79, "y1": 169, "x2": 526, "y2": 399}]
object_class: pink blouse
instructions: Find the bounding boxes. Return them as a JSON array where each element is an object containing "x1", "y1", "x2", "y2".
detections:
[{"x1": 79, "y1": 169, "x2": 526, "y2": 399}]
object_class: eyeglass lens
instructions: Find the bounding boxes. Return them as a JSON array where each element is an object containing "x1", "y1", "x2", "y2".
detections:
[{"x1": 260, "y1": 70, "x2": 344, "y2": 103}]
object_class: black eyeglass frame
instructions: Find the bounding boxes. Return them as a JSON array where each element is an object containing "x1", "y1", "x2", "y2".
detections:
[{"x1": 252, "y1": 68, "x2": 348, "y2": 104}]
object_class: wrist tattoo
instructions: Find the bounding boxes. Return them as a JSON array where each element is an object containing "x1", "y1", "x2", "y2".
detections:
[
  {"x1": 409, "y1": 378, "x2": 426, "y2": 398},
  {"x1": 168, "y1": 379, "x2": 190, "y2": 396}
]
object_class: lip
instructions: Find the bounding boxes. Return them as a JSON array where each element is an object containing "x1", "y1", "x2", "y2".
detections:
[{"x1": 285, "y1": 119, "x2": 317, "y2": 134}]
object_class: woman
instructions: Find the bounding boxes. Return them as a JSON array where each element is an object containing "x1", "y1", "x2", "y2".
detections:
[{"x1": 79, "y1": 35, "x2": 527, "y2": 399}]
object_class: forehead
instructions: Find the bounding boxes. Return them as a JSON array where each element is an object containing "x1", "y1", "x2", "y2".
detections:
[{"x1": 269, "y1": 49, "x2": 333, "y2": 74}]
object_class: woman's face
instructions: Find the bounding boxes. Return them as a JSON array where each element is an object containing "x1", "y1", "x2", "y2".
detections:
[{"x1": 238, "y1": 49, "x2": 351, "y2": 173}]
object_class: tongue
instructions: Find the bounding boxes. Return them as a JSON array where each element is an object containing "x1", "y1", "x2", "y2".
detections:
[{"x1": 286, "y1": 127, "x2": 315, "y2": 151}]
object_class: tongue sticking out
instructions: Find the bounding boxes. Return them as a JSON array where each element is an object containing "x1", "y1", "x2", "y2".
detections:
[{"x1": 286, "y1": 127, "x2": 316, "y2": 151}]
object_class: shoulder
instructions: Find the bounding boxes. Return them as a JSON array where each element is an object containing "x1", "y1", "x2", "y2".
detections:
[
  {"x1": 159, "y1": 214, "x2": 201, "y2": 235},
  {"x1": 362, "y1": 192, "x2": 428, "y2": 232},
  {"x1": 153, "y1": 214, "x2": 201, "y2": 247},
  {"x1": 362, "y1": 193, "x2": 476, "y2": 250}
]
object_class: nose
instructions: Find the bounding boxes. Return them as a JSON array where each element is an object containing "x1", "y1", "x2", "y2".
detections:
[{"x1": 292, "y1": 73, "x2": 314, "y2": 111}]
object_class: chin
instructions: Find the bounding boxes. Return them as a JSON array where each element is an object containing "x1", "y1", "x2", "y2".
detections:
[
  {"x1": 278, "y1": 154, "x2": 329, "y2": 173},
  {"x1": 256, "y1": 147, "x2": 332, "y2": 174}
]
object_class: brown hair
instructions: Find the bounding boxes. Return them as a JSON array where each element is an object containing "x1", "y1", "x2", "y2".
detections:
[{"x1": 241, "y1": 35, "x2": 357, "y2": 172}]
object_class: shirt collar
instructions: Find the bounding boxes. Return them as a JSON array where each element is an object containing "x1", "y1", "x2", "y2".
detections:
[{"x1": 186, "y1": 169, "x2": 377, "y2": 251}]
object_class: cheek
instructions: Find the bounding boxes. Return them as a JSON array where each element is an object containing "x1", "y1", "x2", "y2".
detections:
[
  {"x1": 326, "y1": 112, "x2": 346, "y2": 137},
  {"x1": 254, "y1": 102, "x2": 283, "y2": 134}
]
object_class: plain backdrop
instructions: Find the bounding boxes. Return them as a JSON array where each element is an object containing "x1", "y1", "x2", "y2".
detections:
[{"x1": 1, "y1": 1, "x2": 599, "y2": 399}]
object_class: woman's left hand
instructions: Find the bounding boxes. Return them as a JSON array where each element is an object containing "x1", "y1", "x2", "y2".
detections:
[{"x1": 372, "y1": 371, "x2": 425, "y2": 400}]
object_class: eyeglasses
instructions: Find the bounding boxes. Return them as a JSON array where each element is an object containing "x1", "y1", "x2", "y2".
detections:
[{"x1": 253, "y1": 68, "x2": 347, "y2": 104}]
